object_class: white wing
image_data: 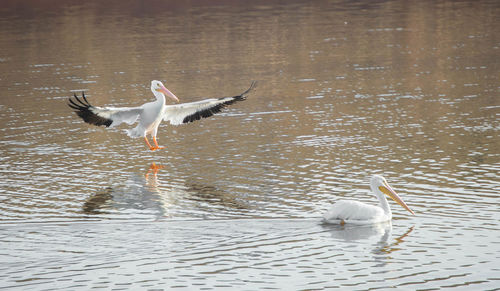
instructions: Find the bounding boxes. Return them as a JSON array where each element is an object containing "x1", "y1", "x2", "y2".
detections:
[
  {"x1": 162, "y1": 81, "x2": 256, "y2": 125},
  {"x1": 68, "y1": 93, "x2": 143, "y2": 127},
  {"x1": 323, "y1": 200, "x2": 385, "y2": 224}
]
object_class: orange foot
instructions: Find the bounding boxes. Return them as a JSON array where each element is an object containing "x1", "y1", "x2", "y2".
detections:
[
  {"x1": 144, "y1": 137, "x2": 164, "y2": 151},
  {"x1": 148, "y1": 146, "x2": 165, "y2": 151},
  {"x1": 152, "y1": 137, "x2": 164, "y2": 151}
]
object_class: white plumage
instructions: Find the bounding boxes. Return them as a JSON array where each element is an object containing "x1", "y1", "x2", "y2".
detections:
[
  {"x1": 322, "y1": 175, "x2": 415, "y2": 225},
  {"x1": 68, "y1": 80, "x2": 256, "y2": 150}
]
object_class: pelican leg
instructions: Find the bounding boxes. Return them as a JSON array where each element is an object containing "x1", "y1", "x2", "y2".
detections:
[
  {"x1": 144, "y1": 137, "x2": 156, "y2": 151},
  {"x1": 153, "y1": 136, "x2": 164, "y2": 150}
]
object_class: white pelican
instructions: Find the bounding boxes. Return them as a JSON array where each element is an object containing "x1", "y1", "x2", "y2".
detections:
[
  {"x1": 68, "y1": 80, "x2": 256, "y2": 150},
  {"x1": 322, "y1": 175, "x2": 415, "y2": 225}
]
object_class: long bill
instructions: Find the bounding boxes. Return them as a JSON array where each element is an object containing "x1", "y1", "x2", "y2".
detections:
[
  {"x1": 379, "y1": 184, "x2": 415, "y2": 215},
  {"x1": 159, "y1": 85, "x2": 179, "y2": 102}
]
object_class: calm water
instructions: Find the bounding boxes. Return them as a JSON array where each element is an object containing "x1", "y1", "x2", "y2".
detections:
[{"x1": 1, "y1": 0, "x2": 499, "y2": 289}]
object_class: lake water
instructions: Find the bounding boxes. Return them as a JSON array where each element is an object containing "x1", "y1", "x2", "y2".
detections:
[{"x1": 1, "y1": 0, "x2": 499, "y2": 289}]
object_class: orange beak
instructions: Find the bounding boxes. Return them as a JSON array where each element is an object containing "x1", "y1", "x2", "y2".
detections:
[
  {"x1": 379, "y1": 183, "x2": 415, "y2": 215},
  {"x1": 158, "y1": 85, "x2": 179, "y2": 102}
]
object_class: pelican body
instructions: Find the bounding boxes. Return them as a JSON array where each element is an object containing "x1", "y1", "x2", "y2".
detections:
[
  {"x1": 323, "y1": 175, "x2": 415, "y2": 225},
  {"x1": 68, "y1": 80, "x2": 256, "y2": 151}
]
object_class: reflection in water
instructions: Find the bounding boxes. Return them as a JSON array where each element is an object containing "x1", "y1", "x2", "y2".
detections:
[
  {"x1": 186, "y1": 184, "x2": 249, "y2": 211},
  {"x1": 145, "y1": 162, "x2": 164, "y2": 179},
  {"x1": 372, "y1": 225, "x2": 415, "y2": 268},
  {"x1": 380, "y1": 225, "x2": 414, "y2": 255},
  {"x1": 82, "y1": 162, "x2": 248, "y2": 218},
  {"x1": 322, "y1": 222, "x2": 415, "y2": 267},
  {"x1": 81, "y1": 171, "x2": 166, "y2": 217},
  {"x1": 82, "y1": 187, "x2": 113, "y2": 215},
  {"x1": 322, "y1": 221, "x2": 392, "y2": 242},
  {"x1": 323, "y1": 221, "x2": 392, "y2": 268}
]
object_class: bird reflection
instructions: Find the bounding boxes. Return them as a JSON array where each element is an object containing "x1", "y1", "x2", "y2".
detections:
[
  {"x1": 370, "y1": 225, "x2": 414, "y2": 267},
  {"x1": 81, "y1": 162, "x2": 248, "y2": 217},
  {"x1": 321, "y1": 221, "x2": 415, "y2": 266},
  {"x1": 185, "y1": 184, "x2": 248, "y2": 210},
  {"x1": 322, "y1": 221, "x2": 392, "y2": 242},
  {"x1": 82, "y1": 187, "x2": 113, "y2": 215},
  {"x1": 378, "y1": 225, "x2": 414, "y2": 255},
  {"x1": 146, "y1": 162, "x2": 164, "y2": 179}
]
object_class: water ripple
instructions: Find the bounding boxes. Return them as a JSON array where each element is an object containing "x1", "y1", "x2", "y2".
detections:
[{"x1": 1, "y1": 219, "x2": 499, "y2": 290}]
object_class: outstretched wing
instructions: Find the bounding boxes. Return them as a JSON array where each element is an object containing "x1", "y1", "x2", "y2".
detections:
[
  {"x1": 162, "y1": 81, "x2": 257, "y2": 125},
  {"x1": 68, "y1": 92, "x2": 143, "y2": 127}
]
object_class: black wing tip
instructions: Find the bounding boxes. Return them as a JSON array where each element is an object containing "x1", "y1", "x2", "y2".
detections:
[
  {"x1": 240, "y1": 81, "x2": 257, "y2": 97},
  {"x1": 221, "y1": 81, "x2": 257, "y2": 103},
  {"x1": 181, "y1": 81, "x2": 257, "y2": 124},
  {"x1": 68, "y1": 92, "x2": 113, "y2": 127},
  {"x1": 233, "y1": 81, "x2": 257, "y2": 102},
  {"x1": 182, "y1": 105, "x2": 224, "y2": 124}
]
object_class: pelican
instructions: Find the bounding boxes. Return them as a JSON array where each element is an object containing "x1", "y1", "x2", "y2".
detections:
[
  {"x1": 68, "y1": 80, "x2": 256, "y2": 150},
  {"x1": 322, "y1": 175, "x2": 415, "y2": 225}
]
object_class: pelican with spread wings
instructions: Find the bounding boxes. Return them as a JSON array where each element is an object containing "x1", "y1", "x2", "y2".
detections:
[{"x1": 68, "y1": 80, "x2": 256, "y2": 151}]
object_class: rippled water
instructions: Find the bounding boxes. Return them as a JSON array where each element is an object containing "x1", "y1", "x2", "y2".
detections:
[
  {"x1": 1, "y1": 0, "x2": 499, "y2": 289},
  {"x1": 3, "y1": 219, "x2": 499, "y2": 290}
]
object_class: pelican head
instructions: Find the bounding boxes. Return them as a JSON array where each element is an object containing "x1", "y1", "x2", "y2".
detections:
[
  {"x1": 370, "y1": 175, "x2": 415, "y2": 215},
  {"x1": 151, "y1": 80, "x2": 179, "y2": 102}
]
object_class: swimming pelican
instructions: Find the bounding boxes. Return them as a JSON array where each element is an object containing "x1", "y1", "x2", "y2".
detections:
[
  {"x1": 322, "y1": 175, "x2": 415, "y2": 225},
  {"x1": 68, "y1": 80, "x2": 256, "y2": 151}
]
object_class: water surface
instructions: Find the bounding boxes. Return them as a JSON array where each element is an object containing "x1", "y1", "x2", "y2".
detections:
[{"x1": 0, "y1": 0, "x2": 499, "y2": 289}]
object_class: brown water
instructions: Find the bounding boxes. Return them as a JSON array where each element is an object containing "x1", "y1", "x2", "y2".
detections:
[{"x1": 1, "y1": 0, "x2": 499, "y2": 289}]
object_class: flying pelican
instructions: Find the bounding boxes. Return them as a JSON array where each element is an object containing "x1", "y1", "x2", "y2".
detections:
[
  {"x1": 322, "y1": 175, "x2": 415, "y2": 225},
  {"x1": 68, "y1": 80, "x2": 257, "y2": 151}
]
